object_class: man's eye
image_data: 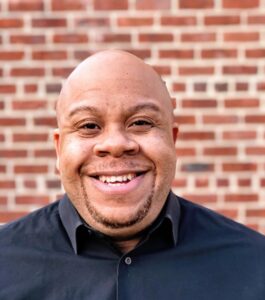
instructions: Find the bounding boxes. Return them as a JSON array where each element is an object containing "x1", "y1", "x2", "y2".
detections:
[
  {"x1": 129, "y1": 120, "x2": 153, "y2": 130},
  {"x1": 82, "y1": 123, "x2": 100, "y2": 130}
]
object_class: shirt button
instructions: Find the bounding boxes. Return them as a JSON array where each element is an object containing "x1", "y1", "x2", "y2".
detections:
[{"x1": 124, "y1": 256, "x2": 132, "y2": 265}]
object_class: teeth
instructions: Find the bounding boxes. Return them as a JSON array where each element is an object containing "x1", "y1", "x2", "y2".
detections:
[{"x1": 98, "y1": 173, "x2": 136, "y2": 184}]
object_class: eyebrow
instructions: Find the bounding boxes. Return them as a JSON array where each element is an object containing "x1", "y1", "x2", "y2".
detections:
[{"x1": 68, "y1": 102, "x2": 161, "y2": 118}]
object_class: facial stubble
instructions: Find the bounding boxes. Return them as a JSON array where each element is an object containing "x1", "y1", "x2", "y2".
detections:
[{"x1": 80, "y1": 177, "x2": 155, "y2": 230}]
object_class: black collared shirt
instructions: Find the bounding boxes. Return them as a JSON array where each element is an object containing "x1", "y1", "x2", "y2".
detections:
[{"x1": 0, "y1": 192, "x2": 265, "y2": 300}]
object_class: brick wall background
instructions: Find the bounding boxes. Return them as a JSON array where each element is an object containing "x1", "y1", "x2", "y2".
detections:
[{"x1": 1, "y1": 0, "x2": 265, "y2": 234}]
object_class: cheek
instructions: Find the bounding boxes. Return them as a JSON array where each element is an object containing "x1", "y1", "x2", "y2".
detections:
[{"x1": 59, "y1": 137, "x2": 93, "y2": 172}]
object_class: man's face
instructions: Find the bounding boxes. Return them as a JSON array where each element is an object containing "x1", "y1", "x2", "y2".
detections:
[{"x1": 54, "y1": 51, "x2": 177, "y2": 239}]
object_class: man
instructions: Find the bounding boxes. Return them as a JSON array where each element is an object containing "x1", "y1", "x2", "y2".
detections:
[{"x1": 0, "y1": 50, "x2": 264, "y2": 299}]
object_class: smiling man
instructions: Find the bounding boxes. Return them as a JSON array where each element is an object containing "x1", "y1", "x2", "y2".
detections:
[{"x1": 0, "y1": 50, "x2": 265, "y2": 299}]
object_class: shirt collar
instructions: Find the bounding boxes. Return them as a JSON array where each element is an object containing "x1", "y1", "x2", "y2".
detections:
[{"x1": 59, "y1": 191, "x2": 181, "y2": 254}]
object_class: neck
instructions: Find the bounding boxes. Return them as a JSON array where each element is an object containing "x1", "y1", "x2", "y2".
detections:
[{"x1": 113, "y1": 237, "x2": 141, "y2": 253}]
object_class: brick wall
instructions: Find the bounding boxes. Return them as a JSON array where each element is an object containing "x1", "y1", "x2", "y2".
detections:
[{"x1": 0, "y1": 0, "x2": 265, "y2": 234}]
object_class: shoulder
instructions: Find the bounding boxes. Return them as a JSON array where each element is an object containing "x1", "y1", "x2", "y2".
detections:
[
  {"x1": 175, "y1": 194, "x2": 265, "y2": 251},
  {"x1": 0, "y1": 200, "x2": 62, "y2": 247}
]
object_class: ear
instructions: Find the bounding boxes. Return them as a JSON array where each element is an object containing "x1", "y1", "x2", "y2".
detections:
[
  {"x1": 53, "y1": 128, "x2": 61, "y2": 172},
  {"x1": 172, "y1": 124, "x2": 178, "y2": 143}
]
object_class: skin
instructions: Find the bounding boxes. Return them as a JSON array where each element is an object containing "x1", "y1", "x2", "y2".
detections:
[{"x1": 54, "y1": 50, "x2": 178, "y2": 253}]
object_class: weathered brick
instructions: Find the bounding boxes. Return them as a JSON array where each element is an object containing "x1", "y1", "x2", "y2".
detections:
[
  {"x1": 223, "y1": 65, "x2": 257, "y2": 74},
  {"x1": 224, "y1": 98, "x2": 259, "y2": 108},
  {"x1": 201, "y1": 49, "x2": 237, "y2": 59},
  {"x1": 117, "y1": 17, "x2": 154, "y2": 27},
  {"x1": 0, "y1": 51, "x2": 24, "y2": 60},
  {"x1": 53, "y1": 34, "x2": 88, "y2": 44},
  {"x1": 139, "y1": 33, "x2": 173, "y2": 42},
  {"x1": 224, "y1": 32, "x2": 259, "y2": 42},
  {"x1": 180, "y1": 0, "x2": 214, "y2": 9},
  {"x1": 179, "y1": 131, "x2": 215, "y2": 140},
  {"x1": 32, "y1": 18, "x2": 67, "y2": 28},
  {"x1": 52, "y1": 0, "x2": 85, "y2": 11},
  {"x1": 10, "y1": 34, "x2": 45, "y2": 44},
  {"x1": 8, "y1": 0, "x2": 44, "y2": 11},
  {"x1": 225, "y1": 194, "x2": 258, "y2": 202},
  {"x1": 159, "y1": 49, "x2": 194, "y2": 59},
  {"x1": 161, "y1": 16, "x2": 197, "y2": 26},
  {"x1": 13, "y1": 133, "x2": 49, "y2": 142},
  {"x1": 14, "y1": 165, "x2": 48, "y2": 174},
  {"x1": 10, "y1": 68, "x2": 45, "y2": 77},
  {"x1": 179, "y1": 66, "x2": 214, "y2": 75},
  {"x1": 15, "y1": 196, "x2": 49, "y2": 205},
  {"x1": 32, "y1": 51, "x2": 67, "y2": 60},
  {"x1": 181, "y1": 32, "x2": 216, "y2": 42},
  {"x1": 203, "y1": 147, "x2": 237, "y2": 156},
  {"x1": 222, "y1": 163, "x2": 257, "y2": 172},
  {"x1": 204, "y1": 15, "x2": 240, "y2": 25},
  {"x1": 181, "y1": 98, "x2": 217, "y2": 108},
  {"x1": 93, "y1": 0, "x2": 128, "y2": 10},
  {"x1": 203, "y1": 115, "x2": 238, "y2": 124},
  {"x1": 136, "y1": 0, "x2": 171, "y2": 10},
  {"x1": 0, "y1": 19, "x2": 23, "y2": 28},
  {"x1": 223, "y1": 0, "x2": 259, "y2": 9}
]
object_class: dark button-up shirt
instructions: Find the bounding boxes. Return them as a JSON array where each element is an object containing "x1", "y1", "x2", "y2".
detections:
[{"x1": 1, "y1": 192, "x2": 265, "y2": 300}]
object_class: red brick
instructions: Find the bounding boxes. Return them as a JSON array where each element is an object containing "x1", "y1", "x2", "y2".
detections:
[
  {"x1": 10, "y1": 68, "x2": 45, "y2": 77},
  {"x1": 10, "y1": 34, "x2": 45, "y2": 44},
  {"x1": 0, "y1": 150, "x2": 27, "y2": 158},
  {"x1": 223, "y1": 0, "x2": 259, "y2": 9},
  {"x1": 32, "y1": 18, "x2": 67, "y2": 28},
  {"x1": 46, "y1": 180, "x2": 61, "y2": 189},
  {"x1": 224, "y1": 98, "x2": 259, "y2": 108},
  {"x1": 222, "y1": 163, "x2": 257, "y2": 172},
  {"x1": 0, "y1": 180, "x2": 15, "y2": 189},
  {"x1": 182, "y1": 98, "x2": 217, "y2": 108},
  {"x1": 238, "y1": 179, "x2": 252, "y2": 187},
  {"x1": 215, "y1": 83, "x2": 228, "y2": 92},
  {"x1": 222, "y1": 131, "x2": 256, "y2": 140},
  {"x1": 179, "y1": 131, "x2": 215, "y2": 140},
  {"x1": 172, "y1": 179, "x2": 187, "y2": 188},
  {"x1": 0, "y1": 196, "x2": 8, "y2": 206},
  {"x1": 53, "y1": 34, "x2": 88, "y2": 44},
  {"x1": 236, "y1": 82, "x2": 249, "y2": 91},
  {"x1": 0, "y1": 165, "x2": 6, "y2": 173},
  {"x1": 99, "y1": 33, "x2": 131, "y2": 43},
  {"x1": 216, "y1": 178, "x2": 229, "y2": 187},
  {"x1": 176, "y1": 147, "x2": 196, "y2": 156},
  {"x1": 0, "y1": 85, "x2": 16, "y2": 94},
  {"x1": 13, "y1": 133, "x2": 48, "y2": 142},
  {"x1": 201, "y1": 49, "x2": 237, "y2": 59},
  {"x1": 174, "y1": 115, "x2": 196, "y2": 124},
  {"x1": 248, "y1": 15, "x2": 265, "y2": 24},
  {"x1": 32, "y1": 51, "x2": 67, "y2": 60},
  {"x1": 152, "y1": 65, "x2": 172, "y2": 76},
  {"x1": 15, "y1": 196, "x2": 49, "y2": 205},
  {"x1": 172, "y1": 83, "x2": 186, "y2": 92},
  {"x1": 74, "y1": 50, "x2": 95, "y2": 60},
  {"x1": 123, "y1": 49, "x2": 151, "y2": 59},
  {"x1": 180, "y1": 0, "x2": 214, "y2": 9},
  {"x1": 0, "y1": 19, "x2": 23, "y2": 28},
  {"x1": 52, "y1": 0, "x2": 85, "y2": 10},
  {"x1": 246, "y1": 209, "x2": 265, "y2": 217},
  {"x1": 246, "y1": 147, "x2": 265, "y2": 155},
  {"x1": 24, "y1": 84, "x2": 38, "y2": 93},
  {"x1": 94, "y1": 0, "x2": 128, "y2": 10},
  {"x1": 225, "y1": 194, "x2": 258, "y2": 202},
  {"x1": 246, "y1": 49, "x2": 265, "y2": 58},
  {"x1": 203, "y1": 115, "x2": 238, "y2": 124},
  {"x1": 223, "y1": 65, "x2": 257, "y2": 75},
  {"x1": 139, "y1": 33, "x2": 173, "y2": 42},
  {"x1": 14, "y1": 165, "x2": 48, "y2": 174},
  {"x1": 195, "y1": 178, "x2": 209, "y2": 188},
  {"x1": 136, "y1": 0, "x2": 170, "y2": 10},
  {"x1": 216, "y1": 209, "x2": 238, "y2": 219},
  {"x1": 34, "y1": 149, "x2": 56, "y2": 158},
  {"x1": 181, "y1": 32, "x2": 216, "y2": 42},
  {"x1": 0, "y1": 212, "x2": 28, "y2": 223},
  {"x1": 34, "y1": 117, "x2": 57, "y2": 127},
  {"x1": 75, "y1": 17, "x2": 110, "y2": 27},
  {"x1": 46, "y1": 83, "x2": 61, "y2": 94},
  {"x1": 204, "y1": 15, "x2": 240, "y2": 25},
  {"x1": 203, "y1": 147, "x2": 237, "y2": 156},
  {"x1": 0, "y1": 134, "x2": 5, "y2": 142},
  {"x1": 12, "y1": 100, "x2": 46, "y2": 110},
  {"x1": 0, "y1": 51, "x2": 24, "y2": 60},
  {"x1": 117, "y1": 17, "x2": 154, "y2": 27},
  {"x1": 194, "y1": 83, "x2": 206, "y2": 92},
  {"x1": 159, "y1": 49, "x2": 194, "y2": 59},
  {"x1": 179, "y1": 66, "x2": 214, "y2": 75},
  {"x1": 224, "y1": 32, "x2": 259, "y2": 42},
  {"x1": 23, "y1": 180, "x2": 37, "y2": 188},
  {"x1": 52, "y1": 67, "x2": 74, "y2": 77},
  {"x1": 9, "y1": 0, "x2": 44, "y2": 11},
  {"x1": 0, "y1": 118, "x2": 25, "y2": 126},
  {"x1": 161, "y1": 16, "x2": 197, "y2": 26},
  {"x1": 245, "y1": 115, "x2": 265, "y2": 123}
]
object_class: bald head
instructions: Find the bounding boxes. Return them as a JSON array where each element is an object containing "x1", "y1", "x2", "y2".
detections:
[{"x1": 56, "y1": 50, "x2": 173, "y2": 125}]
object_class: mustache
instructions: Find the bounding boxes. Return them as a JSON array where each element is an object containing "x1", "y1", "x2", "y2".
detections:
[{"x1": 80, "y1": 159, "x2": 151, "y2": 174}]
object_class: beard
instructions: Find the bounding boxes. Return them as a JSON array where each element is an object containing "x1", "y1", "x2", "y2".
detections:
[{"x1": 80, "y1": 178, "x2": 154, "y2": 230}]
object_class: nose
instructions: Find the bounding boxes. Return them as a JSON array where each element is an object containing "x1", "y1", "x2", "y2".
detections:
[{"x1": 93, "y1": 127, "x2": 139, "y2": 157}]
